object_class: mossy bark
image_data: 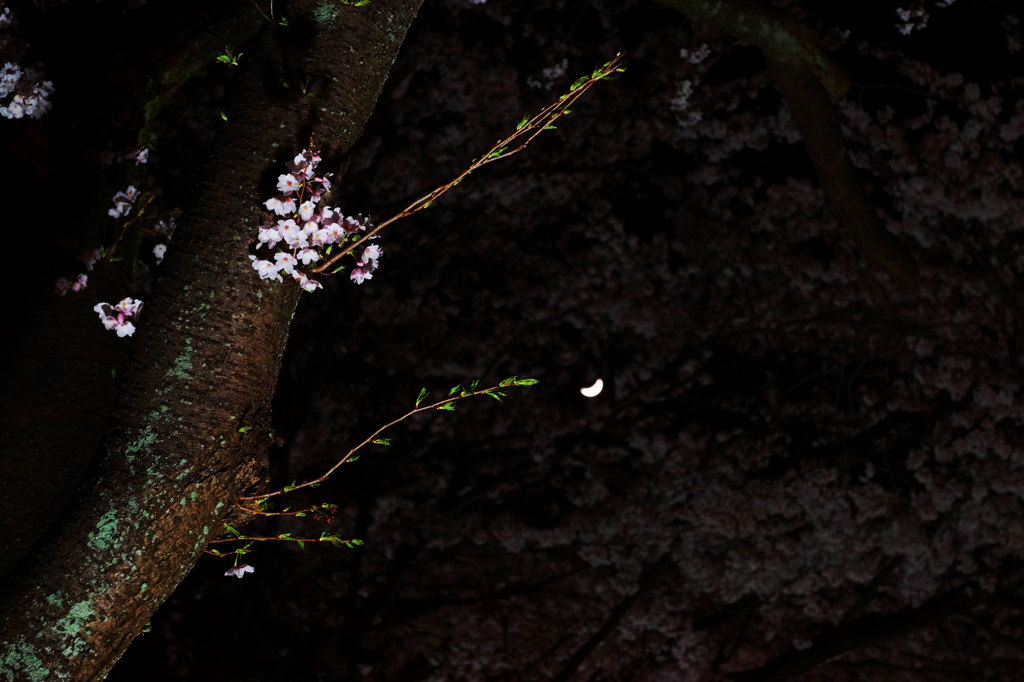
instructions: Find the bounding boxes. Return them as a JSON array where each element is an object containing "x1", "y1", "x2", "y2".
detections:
[{"x1": 0, "y1": 1, "x2": 421, "y2": 679}]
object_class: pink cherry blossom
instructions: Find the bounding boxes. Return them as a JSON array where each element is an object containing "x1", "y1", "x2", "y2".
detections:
[{"x1": 224, "y1": 564, "x2": 254, "y2": 579}]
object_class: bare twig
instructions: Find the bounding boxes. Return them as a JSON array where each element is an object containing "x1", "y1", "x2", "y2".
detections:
[
  {"x1": 311, "y1": 54, "x2": 624, "y2": 274},
  {"x1": 238, "y1": 377, "x2": 535, "y2": 506}
]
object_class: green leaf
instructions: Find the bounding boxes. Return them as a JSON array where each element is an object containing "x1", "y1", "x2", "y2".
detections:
[
  {"x1": 297, "y1": 540, "x2": 305, "y2": 549},
  {"x1": 544, "y1": 125, "x2": 557, "y2": 130},
  {"x1": 373, "y1": 438, "x2": 392, "y2": 445},
  {"x1": 278, "y1": 533, "x2": 292, "y2": 540},
  {"x1": 331, "y1": 265, "x2": 347, "y2": 274},
  {"x1": 500, "y1": 376, "x2": 517, "y2": 387},
  {"x1": 485, "y1": 390, "x2": 505, "y2": 401},
  {"x1": 220, "y1": 112, "x2": 228, "y2": 121},
  {"x1": 416, "y1": 387, "x2": 428, "y2": 407},
  {"x1": 224, "y1": 523, "x2": 241, "y2": 537},
  {"x1": 449, "y1": 384, "x2": 462, "y2": 396},
  {"x1": 238, "y1": 426, "x2": 252, "y2": 433},
  {"x1": 436, "y1": 401, "x2": 456, "y2": 411},
  {"x1": 348, "y1": 455, "x2": 360, "y2": 463},
  {"x1": 283, "y1": 480, "x2": 298, "y2": 492},
  {"x1": 469, "y1": 379, "x2": 480, "y2": 392},
  {"x1": 514, "y1": 378, "x2": 539, "y2": 386},
  {"x1": 295, "y1": 512, "x2": 306, "y2": 517},
  {"x1": 516, "y1": 116, "x2": 529, "y2": 130}
]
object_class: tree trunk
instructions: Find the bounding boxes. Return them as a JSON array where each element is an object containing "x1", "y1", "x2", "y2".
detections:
[{"x1": 0, "y1": 1, "x2": 421, "y2": 678}]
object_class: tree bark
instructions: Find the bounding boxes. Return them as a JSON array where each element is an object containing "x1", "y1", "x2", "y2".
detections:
[{"x1": 0, "y1": 1, "x2": 421, "y2": 679}]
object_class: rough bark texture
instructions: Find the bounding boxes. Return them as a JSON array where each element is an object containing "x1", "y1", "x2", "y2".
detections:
[
  {"x1": 0, "y1": 1, "x2": 421, "y2": 679},
  {"x1": 0, "y1": 0, "x2": 266, "y2": 585},
  {"x1": 659, "y1": 0, "x2": 920, "y2": 287}
]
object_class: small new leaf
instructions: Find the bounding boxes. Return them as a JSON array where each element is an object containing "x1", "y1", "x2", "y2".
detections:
[
  {"x1": 238, "y1": 426, "x2": 252, "y2": 433},
  {"x1": 485, "y1": 390, "x2": 505, "y2": 401},
  {"x1": 373, "y1": 438, "x2": 392, "y2": 445},
  {"x1": 449, "y1": 384, "x2": 462, "y2": 396},
  {"x1": 500, "y1": 376, "x2": 518, "y2": 387},
  {"x1": 514, "y1": 378, "x2": 539, "y2": 386},
  {"x1": 437, "y1": 401, "x2": 456, "y2": 411},
  {"x1": 516, "y1": 116, "x2": 529, "y2": 130},
  {"x1": 416, "y1": 387, "x2": 428, "y2": 407}
]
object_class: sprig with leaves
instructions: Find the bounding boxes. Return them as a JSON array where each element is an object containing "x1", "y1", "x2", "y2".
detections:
[
  {"x1": 237, "y1": 376, "x2": 538, "y2": 509},
  {"x1": 215, "y1": 47, "x2": 242, "y2": 67},
  {"x1": 310, "y1": 54, "x2": 624, "y2": 274},
  {"x1": 205, "y1": 523, "x2": 361, "y2": 554}
]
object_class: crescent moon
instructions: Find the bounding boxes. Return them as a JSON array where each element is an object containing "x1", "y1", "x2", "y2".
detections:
[{"x1": 580, "y1": 378, "x2": 604, "y2": 397}]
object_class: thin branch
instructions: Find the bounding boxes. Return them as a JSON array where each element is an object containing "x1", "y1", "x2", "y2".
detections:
[
  {"x1": 311, "y1": 54, "x2": 624, "y2": 274},
  {"x1": 238, "y1": 379, "x2": 534, "y2": 504}
]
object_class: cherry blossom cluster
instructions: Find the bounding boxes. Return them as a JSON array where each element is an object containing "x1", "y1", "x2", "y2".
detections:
[
  {"x1": 108, "y1": 185, "x2": 139, "y2": 218},
  {"x1": 0, "y1": 4, "x2": 54, "y2": 120},
  {"x1": 669, "y1": 44, "x2": 711, "y2": 127},
  {"x1": 54, "y1": 248, "x2": 101, "y2": 295},
  {"x1": 93, "y1": 297, "x2": 142, "y2": 338},
  {"x1": 251, "y1": 148, "x2": 381, "y2": 292},
  {"x1": 150, "y1": 214, "x2": 176, "y2": 265},
  {"x1": 896, "y1": 1, "x2": 956, "y2": 35}
]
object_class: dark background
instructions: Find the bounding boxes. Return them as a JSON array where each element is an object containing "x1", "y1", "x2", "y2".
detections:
[{"x1": 4, "y1": 0, "x2": 1024, "y2": 679}]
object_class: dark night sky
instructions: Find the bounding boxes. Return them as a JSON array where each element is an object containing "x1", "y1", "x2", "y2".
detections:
[{"x1": 4, "y1": 0, "x2": 1024, "y2": 679}]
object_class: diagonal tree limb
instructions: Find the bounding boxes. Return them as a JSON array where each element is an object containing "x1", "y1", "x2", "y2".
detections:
[
  {"x1": 659, "y1": 0, "x2": 920, "y2": 287},
  {"x1": 732, "y1": 570, "x2": 1024, "y2": 682},
  {"x1": 551, "y1": 553, "x2": 674, "y2": 682}
]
